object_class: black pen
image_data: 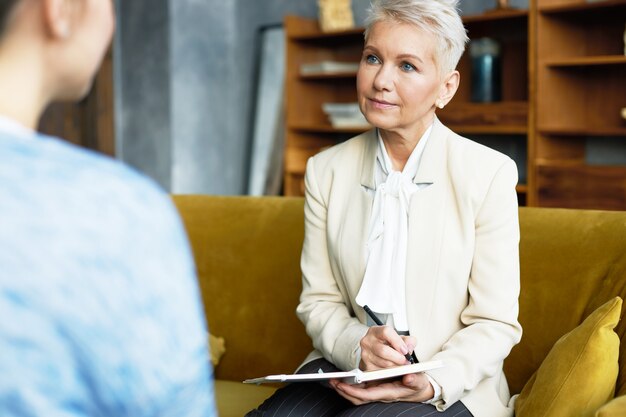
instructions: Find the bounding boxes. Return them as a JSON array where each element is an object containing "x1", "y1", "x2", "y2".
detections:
[{"x1": 363, "y1": 305, "x2": 419, "y2": 364}]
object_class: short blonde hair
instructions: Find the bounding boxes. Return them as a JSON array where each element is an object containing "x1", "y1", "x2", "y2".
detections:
[{"x1": 364, "y1": 0, "x2": 469, "y2": 74}]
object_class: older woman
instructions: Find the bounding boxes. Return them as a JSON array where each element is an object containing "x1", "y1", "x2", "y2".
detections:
[{"x1": 247, "y1": 1, "x2": 521, "y2": 416}]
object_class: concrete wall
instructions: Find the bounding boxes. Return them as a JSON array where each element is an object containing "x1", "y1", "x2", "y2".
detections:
[
  {"x1": 114, "y1": 0, "x2": 171, "y2": 190},
  {"x1": 170, "y1": 1, "x2": 237, "y2": 194}
]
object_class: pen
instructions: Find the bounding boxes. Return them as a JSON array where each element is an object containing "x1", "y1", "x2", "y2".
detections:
[{"x1": 363, "y1": 305, "x2": 419, "y2": 364}]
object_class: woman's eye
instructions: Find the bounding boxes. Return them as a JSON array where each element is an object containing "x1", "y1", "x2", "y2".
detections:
[
  {"x1": 365, "y1": 55, "x2": 380, "y2": 64},
  {"x1": 401, "y1": 62, "x2": 416, "y2": 72}
]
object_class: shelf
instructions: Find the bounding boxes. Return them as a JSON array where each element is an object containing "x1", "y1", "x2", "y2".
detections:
[
  {"x1": 539, "y1": 0, "x2": 626, "y2": 14},
  {"x1": 449, "y1": 125, "x2": 528, "y2": 135},
  {"x1": 545, "y1": 55, "x2": 626, "y2": 67},
  {"x1": 299, "y1": 71, "x2": 357, "y2": 80},
  {"x1": 290, "y1": 26, "x2": 364, "y2": 41},
  {"x1": 290, "y1": 122, "x2": 529, "y2": 136},
  {"x1": 538, "y1": 126, "x2": 626, "y2": 136},
  {"x1": 536, "y1": 161, "x2": 626, "y2": 210},
  {"x1": 438, "y1": 101, "x2": 528, "y2": 131},
  {"x1": 290, "y1": 123, "x2": 370, "y2": 134},
  {"x1": 463, "y1": 8, "x2": 528, "y2": 23},
  {"x1": 536, "y1": 159, "x2": 585, "y2": 168},
  {"x1": 284, "y1": 15, "x2": 531, "y2": 204}
]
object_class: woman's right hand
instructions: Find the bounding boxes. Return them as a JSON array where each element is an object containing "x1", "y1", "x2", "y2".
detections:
[{"x1": 359, "y1": 326, "x2": 417, "y2": 371}]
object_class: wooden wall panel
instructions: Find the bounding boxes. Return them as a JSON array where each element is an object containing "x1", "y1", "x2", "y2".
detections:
[{"x1": 38, "y1": 48, "x2": 115, "y2": 156}]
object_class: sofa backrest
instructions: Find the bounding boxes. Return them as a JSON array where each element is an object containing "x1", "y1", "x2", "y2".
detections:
[
  {"x1": 172, "y1": 195, "x2": 311, "y2": 382},
  {"x1": 173, "y1": 196, "x2": 626, "y2": 394},
  {"x1": 505, "y1": 207, "x2": 626, "y2": 396}
]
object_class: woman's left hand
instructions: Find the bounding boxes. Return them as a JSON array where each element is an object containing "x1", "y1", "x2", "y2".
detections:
[{"x1": 329, "y1": 372, "x2": 434, "y2": 405}]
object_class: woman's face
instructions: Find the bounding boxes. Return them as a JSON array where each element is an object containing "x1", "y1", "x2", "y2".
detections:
[
  {"x1": 55, "y1": 0, "x2": 115, "y2": 100},
  {"x1": 357, "y1": 20, "x2": 445, "y2": 139}
]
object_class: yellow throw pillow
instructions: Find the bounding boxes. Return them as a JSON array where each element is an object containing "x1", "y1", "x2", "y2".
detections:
[
  {"x1": 208, "y1": 332, "x2": 226, "y2": 367},
  {"x1": 595, "y1": 395, "x2": 626, "y2": 416},
  {"x1": 515, "y1": 297, "x2": 622, "y2": 417}
]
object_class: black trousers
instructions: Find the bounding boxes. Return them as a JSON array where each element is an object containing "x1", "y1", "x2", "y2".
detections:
[{"x1": 246, "y1": 359, "x2": 474, "y2": 417}]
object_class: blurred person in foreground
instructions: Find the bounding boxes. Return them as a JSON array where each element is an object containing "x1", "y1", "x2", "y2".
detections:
[
  {"x1": 0, "y1": 0, "x2": 216, "y2": 415},
  {"x1": 248, "y1": 0, "x2": 522, "y2": 416}
]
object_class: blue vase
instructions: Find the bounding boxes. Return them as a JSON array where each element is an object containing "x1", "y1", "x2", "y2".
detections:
[{"x1": 470, "y1": 38, "x2": 501, "y2": 103}]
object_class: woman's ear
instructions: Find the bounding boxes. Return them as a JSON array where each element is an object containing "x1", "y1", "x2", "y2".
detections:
[
  {"x1": 42, "y1": 0, "x2": 73, "y2": 39},
  {"x1": 437, "y1": 70, "x2": 460, "y2": 108}
]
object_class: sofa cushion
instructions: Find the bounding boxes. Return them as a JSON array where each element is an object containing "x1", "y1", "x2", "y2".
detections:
[
  {"x1": 214, "y1": 380, "x2": 277, "y2": 417},
  {"x1": 505, "y1": 208, "x2": 626, "y2": 396},
  {"x1": 209, "y1": 333, "x2": 225, "y2": 366},
  {"x1": 515, "y1": 297, "x2": 621, "y2": 417},
  {"x1": 595, "y1": 395, "x2": 626, "y2": 416}
]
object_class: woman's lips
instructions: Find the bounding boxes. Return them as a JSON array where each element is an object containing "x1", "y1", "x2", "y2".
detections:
[{"x1": 369, "y1": 98, "x2": 397, "y2": 109}]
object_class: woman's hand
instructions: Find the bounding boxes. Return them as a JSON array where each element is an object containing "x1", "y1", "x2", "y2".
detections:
[
  {"x1": 329, "y1": 373, "x2": 434, "y2": 405},
  {"x1": 359, "y1": 325, "x2": 416, "y2": 370},
  {"x1": 333, "y1": 325, "x2": 431, "y2": 405}
]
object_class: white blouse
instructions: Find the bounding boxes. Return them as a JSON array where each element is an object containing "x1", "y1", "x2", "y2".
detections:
[
  {"x1": 355, "y1": 125, "x2": 442, "y2": 402},
  {"x1": 356, "y1": 124, "x2": 432, "y2": 331}
]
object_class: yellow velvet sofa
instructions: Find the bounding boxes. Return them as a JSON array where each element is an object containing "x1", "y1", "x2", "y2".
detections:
[{"x1": 172, "y1": 195, "x2": 626, "y2": 417}]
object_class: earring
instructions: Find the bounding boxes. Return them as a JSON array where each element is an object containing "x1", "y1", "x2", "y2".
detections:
[{"x1": 437, "y1": 101, "x2": 445, "y2": 109}]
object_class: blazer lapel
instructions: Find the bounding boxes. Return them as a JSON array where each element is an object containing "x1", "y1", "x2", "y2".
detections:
[
  {"x1": 359, "y1": 129, "x2": 378, "y2": 190},
  {"x1": 340, "y1": 130, "x2": 377, "y2": 317},
  {"x1": 406, "y1": 119, "x2": 450, "y2": 347}
]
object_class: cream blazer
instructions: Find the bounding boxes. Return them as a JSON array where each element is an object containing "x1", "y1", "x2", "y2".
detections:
[{"x1": 296, "y1": 119, "x2": 522, "y2": 417}]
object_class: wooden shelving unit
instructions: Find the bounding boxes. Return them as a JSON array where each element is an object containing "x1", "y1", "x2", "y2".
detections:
[
  {"x1": 533, "y1": 0, "x2": 626, "y2": 209},
  {"x1": 283, "y1": 16, "x2": 365, "y2": 196},
  {"x1": 290, "y1": 124, "x2": 368, "y2": 135},
  {"x1": 283, "y1": 12, "x2": 531, "y2": 201},
  {"x1": 299, "y1": 71, "x2": 357, "y2": 80},
  {"x1": 283, "y1": 2, "x2": 626, "y2": 209},
  {"x1": 438, "y1": 8, "x2": 530, "y2": 204},
  {"x1": 538, "y1": 0, "x2": 626, "y2": 14},
  {"x1": 544, "y1": 55, "x2": 626, "y2": 67},
  {"x1": 462, "y1": 8, "x2": 528, "y2": 23},
  {"x1": 39, "y1": 48, "x2": 115, "y2": 156}
]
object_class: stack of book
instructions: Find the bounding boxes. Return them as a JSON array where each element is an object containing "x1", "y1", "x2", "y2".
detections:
[
  {"x1": 300, "y1": 61, "x2": 359, "y2": 76},
  {"x1": 322, "y1": 102, "x2": 370, "y2": 129}
]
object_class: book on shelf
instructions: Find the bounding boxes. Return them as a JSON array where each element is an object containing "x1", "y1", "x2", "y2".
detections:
[
  {"x1": 322, "y1": 102, "x2": 361, "y2": 116},
  {"x1": 322, "y1": 102, "x2": 370, "y2": 128},
  {"x1": 243, "y1": 360, "x2": 444, "y2": 385},
  {"x1": 300, "y1": 61, "x2": 359, "y2": 75}
]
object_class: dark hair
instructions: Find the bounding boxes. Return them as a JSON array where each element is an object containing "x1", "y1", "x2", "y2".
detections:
[{"x1": 0, "y1": 0, "x2": 19, "y2": 35}]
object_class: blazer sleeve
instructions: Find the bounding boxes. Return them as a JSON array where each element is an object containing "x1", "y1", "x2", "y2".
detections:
[
  {"x1": 427, "y1": 158, "x2": 523, "y2": 409},
  {"x1": 296, "y1": 156, "x2": 369, "y2": 371}
]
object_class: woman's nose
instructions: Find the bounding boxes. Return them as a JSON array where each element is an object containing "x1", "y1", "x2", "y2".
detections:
[{"x1": 373, "y1": 65, "x2": 393, "y2": 92}]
